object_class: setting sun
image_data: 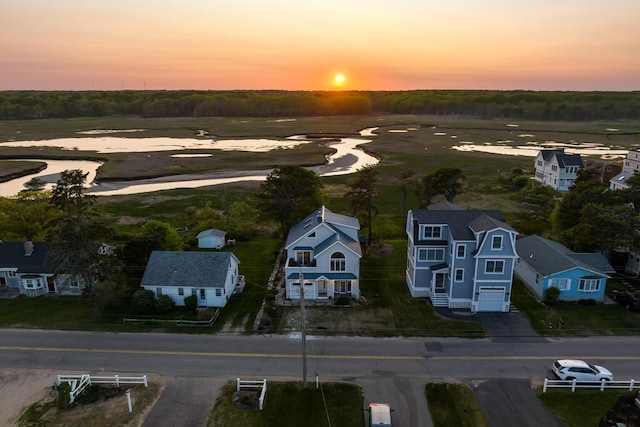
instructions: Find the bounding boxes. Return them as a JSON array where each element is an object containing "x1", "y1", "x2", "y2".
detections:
[{"x1": 333, "y1": 74, "x2": 345, "y2": 86}]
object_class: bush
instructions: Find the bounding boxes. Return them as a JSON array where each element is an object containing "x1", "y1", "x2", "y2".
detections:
[
  {"x1": 184, "y1": 295, "x2": 198, "y2": 314},
  {"x1": 156, "y1": 295, "x2": 175, "y2": 314},
  {"x1": 77, "y1": 384, "x2": 101, "y2": 404},
  {"x1": 132, "y1": 289, "x2": 156, "y2": 315},
  {"x1": 544, "y1": 287, "x2": 561, "y2": 304},
  {"x1": 57, "y1": 382, "x2": 72, "y2": 409}
]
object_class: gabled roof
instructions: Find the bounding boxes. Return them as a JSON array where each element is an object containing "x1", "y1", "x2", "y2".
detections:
[
  {"x1": 314, "y1": 227, "x2": 362, "y2": 257},
  {"x1": 141, "y1": 251, "x2": 238, "y2": 288},
  {"x1": 286, "y1": 206, "x2": 360, "y2": 250},
  {"x1": 196, "y1": 228, "x2": 226, "y2": 239},
  {"x1": 410, "y1": 204, "x2": 510, "y2": 241},
  {"x1": 516, "y1": 235, "x2": 613, "y2": 277},
  {"x1": 539, "y1": 150, "x2": 584, "y2": 168},
  {"x1": 0, "y1": 241, "x2": 55, "y2": 274}
]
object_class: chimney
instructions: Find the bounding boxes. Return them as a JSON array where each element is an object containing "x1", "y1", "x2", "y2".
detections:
[{"x1": 24, "y1": 241, "x2": 34, "y2": 256}]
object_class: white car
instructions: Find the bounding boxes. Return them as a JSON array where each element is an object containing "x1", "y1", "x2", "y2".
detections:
[{"x1": 552, "y1": 359, "x2": 613, "y2": 382}]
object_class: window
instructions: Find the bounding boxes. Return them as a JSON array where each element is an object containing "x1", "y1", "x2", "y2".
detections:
[
  {"x1": 422, "y1": 226, "x2": 442, "y2": 239},
  {"x1": 418, "y1": 248, "x2": 444, "y2": 261},
  {"x1": 8, "y1": 271, "x2": 16, "y2": 277},
  {"x1": 25, "y1": 279, "x2": 34, "y2": 288},
  {"x1": 485, "y1": 260, "x2": 504, "y2": 273},
  {"x1": 549, "y1": 278, "x2": 569, "y2": 291},
  {"x1": 457, "y1": 245, "x2": 465, "y2": 258},
  {"x1": 455, "y1": 269, "x2": 464, "y2": 282},
  {"x1": 191, "y1": 288, "x2": 197, "y2": 297},
  {"x1": 200, "y1": 289, "x2": 206, "y2": 299},
  {"x1": 308, "y1": 232, "x2": 316, "y2": 238},
  {"x1": 492, "y1": 236, "x2": 502, "y2": 250},
  {"x1": 156, "y1": 287, "x2": 162, "y2": 297},
  {"x1": 69, "y1": 278, "x2": 82, "y2": 287},
  {"x1": 330, "y1": 252, "x2": 346, "y2": 271},
  {"x1": 215, "y1": 288, "x2": 222, "y2": 297},
  {"x1": 578, "y1": 279, "x2": 600, "y2": 292},
  {"x1": 178, "y1": 288, "x2": 184, "y2": 296},
  {"x1": 335, "y1": 280, "x2": 352, "y2": 294},
  {"x1": 551, "y1": 165, "x2": 558, "y2": 171},
  {"x1": 297, "y1": 250, "x2": 311, "y2": 265}
]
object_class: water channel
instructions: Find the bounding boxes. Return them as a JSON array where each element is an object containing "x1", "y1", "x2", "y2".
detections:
[{"x1": 0, "y1": 129, "x2": 381, "y2": 197}]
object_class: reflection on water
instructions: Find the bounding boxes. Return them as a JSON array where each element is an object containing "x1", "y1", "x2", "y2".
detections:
[
  {"x1": 0, "y1": 131, "x2": 380, "y2": 197},
  {"x1": 0, "y1": 136, "x2": 311, "y2": 154},
  {"x1": 452, "y1": 144, "x2": 628, "y2": 158},
  {"x1": 0, "y1": 159, "x2": 102, "y2": 197}
]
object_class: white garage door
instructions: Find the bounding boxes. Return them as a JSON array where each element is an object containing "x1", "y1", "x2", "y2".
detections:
[{"x1": 477, "y1": 287, "x2": 505, "y2": 312}]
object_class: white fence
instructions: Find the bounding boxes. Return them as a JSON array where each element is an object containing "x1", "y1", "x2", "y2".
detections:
[
  {"x1": 543, "y1": 378, "x2": 639, "y2": 392},
  {"x1": 57, "y1": 374, "x2": 148, "y2": 403},
  {"x1": 122, "y1": 312, "x2": 219, "y2": 326},
  {"x1": 237, "y1": 378, "x2": 267, "y2": 410}
]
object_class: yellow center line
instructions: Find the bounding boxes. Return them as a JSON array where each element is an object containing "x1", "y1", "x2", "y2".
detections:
[{"x1": 2, "y1": 346, "x2": 640, "y2": 361}]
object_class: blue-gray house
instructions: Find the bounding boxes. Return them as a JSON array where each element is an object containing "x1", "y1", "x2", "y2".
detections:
[
  {"x1": 515, "y1": 235, "x2": 613, "y2": 302},
  {"x1": 406, "y1": 202, "x2": 519, "y2": 312}
]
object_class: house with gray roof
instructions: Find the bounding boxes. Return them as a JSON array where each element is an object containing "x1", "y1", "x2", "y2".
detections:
[
  {"x1": 140, "y1": 251, "x2": 241, "y2": 308},
  {"x1": 515, "y1": 235, "x2": 613, "y2": 302},
  {"x1": 534, "y1": 149, "x2": 584, "y2": 191},
  {"x1": 0, "y1": 241, "x2": 105, "y2": 297},
  {"x1": 406, "y1": 203, "x2": 519, "y2": 312},
  {"x1": 284, "y1": 206, "x2": 361, "y2": 301}
]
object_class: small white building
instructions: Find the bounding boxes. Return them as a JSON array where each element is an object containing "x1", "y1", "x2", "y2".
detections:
[
  {"x1": 140, "y1": 251, "x2": 241, "y2": 308},
  {"x1": 196, "y1": 228, "x2": 226, "y2": 249}
]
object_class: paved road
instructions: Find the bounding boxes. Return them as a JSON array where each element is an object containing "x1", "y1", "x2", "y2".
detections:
[{"x1": 1, "y1": 327, "x2": 639, "y2": 426}]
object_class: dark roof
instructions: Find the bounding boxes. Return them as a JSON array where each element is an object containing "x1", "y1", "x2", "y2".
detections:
[
  {"x1": 539, "y1": 150, "x2": 584, "y2": 168},
  {"x1": 286, "y1": 206, "x2": 361, "y2": 257},
  {"x1": 286, "y1": 206, "x2": 359, "y2": 247},
  {"x1": 0, "y1": 242, "x2": 55, "y2": 274},
  {"x1": 410, "y1": 205, "x2": 509, "y2": 241},
  {"x1": 141, "y1": 251, "x2": 238, "y2": 289},
  {"x1": 516, "y1": 235, "x2": 613, "y2": 277}
]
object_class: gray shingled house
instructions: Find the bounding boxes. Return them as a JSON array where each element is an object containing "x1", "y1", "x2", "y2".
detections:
[{"x1": 140, "y1": 251, "x2": 241, "y2": 308}]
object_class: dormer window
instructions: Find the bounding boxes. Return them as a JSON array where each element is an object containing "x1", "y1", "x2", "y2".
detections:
[
  {"x1": 492, "y1": 235, "x2": 503, "y2": 250},
  {"x1": 422, "y1": 226, "x2": 442, "y2": 239}
]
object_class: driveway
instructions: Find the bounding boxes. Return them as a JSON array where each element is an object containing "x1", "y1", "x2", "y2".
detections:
[
  {"x1": 469, "y1": 379, "x2": 565, "y2": 427},
  {"x1": 142, "y1": 377, "x2": 225, "y2": 427}
]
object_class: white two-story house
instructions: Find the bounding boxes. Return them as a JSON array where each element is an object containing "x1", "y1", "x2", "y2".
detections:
[
  {"x1": 405, "y1": 202, "x2": 519, "y2": 312},
  {"x1": 284, "y1": 206, "x2": 362, "y2": 301},
  {"x1": 534, "y1": 149, "x2": 584, "y2": 191},
  {"x1": 609, "y1": 148, "x2": 639, "y2": 191}
]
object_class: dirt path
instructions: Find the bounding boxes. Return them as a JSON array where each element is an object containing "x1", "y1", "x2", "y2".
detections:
[{"x1": 0, "y1": 368, "x2": 61, "y2": 426}]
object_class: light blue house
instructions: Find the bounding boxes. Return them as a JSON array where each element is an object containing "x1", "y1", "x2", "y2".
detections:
[
  {"x1": 515, "y1": 235, "x2": 614, "y2": 302},
  {"x1": 406, "y1": 202, "x2": 519, "y2": 312}
]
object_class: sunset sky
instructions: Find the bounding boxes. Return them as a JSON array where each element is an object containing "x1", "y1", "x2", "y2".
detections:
[{"x1": 2, "y1": 0, "x2": 639, "y2": 91}]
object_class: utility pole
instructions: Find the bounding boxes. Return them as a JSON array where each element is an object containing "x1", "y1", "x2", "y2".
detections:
[{"x1": 300, "y1": 268, "x2": 308, "y2": 389}]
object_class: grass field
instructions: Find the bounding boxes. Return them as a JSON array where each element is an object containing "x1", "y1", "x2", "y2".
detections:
[{"x1": 208, "y1": 381, "x2": 364, "y2": 427}]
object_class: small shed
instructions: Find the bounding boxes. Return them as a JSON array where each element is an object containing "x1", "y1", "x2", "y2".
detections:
[{"x1": 196, "y1": 228, "x2": 226, "y2": 249}]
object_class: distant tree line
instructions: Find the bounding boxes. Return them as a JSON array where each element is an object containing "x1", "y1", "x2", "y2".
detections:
[{"x1": 1, "y1": 89, "x2": 639, "y2": 121}]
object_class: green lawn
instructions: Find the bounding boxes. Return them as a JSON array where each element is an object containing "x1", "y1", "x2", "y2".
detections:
[
  {"x1": 535, "y1": 388, "x2": 634, "y2": 427},
  {"x1": 425, "y1": 383, "x2": 488, "y2": 427},
  {"x1": 511, "y1": 279, "x2": 640, "y2": 336},
  {"x1": 208, "y1": 381, "x2": 364, "y2": 427}
]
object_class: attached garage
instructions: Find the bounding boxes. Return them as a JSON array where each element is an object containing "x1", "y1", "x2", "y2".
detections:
[{"x1": 476, "y1": 287, "x2": 506, "y2": 312}]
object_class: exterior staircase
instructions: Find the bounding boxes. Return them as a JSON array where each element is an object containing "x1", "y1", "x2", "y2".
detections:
[{"x1": 430, "y1": 292, "x2": 449, "y2": 307}]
